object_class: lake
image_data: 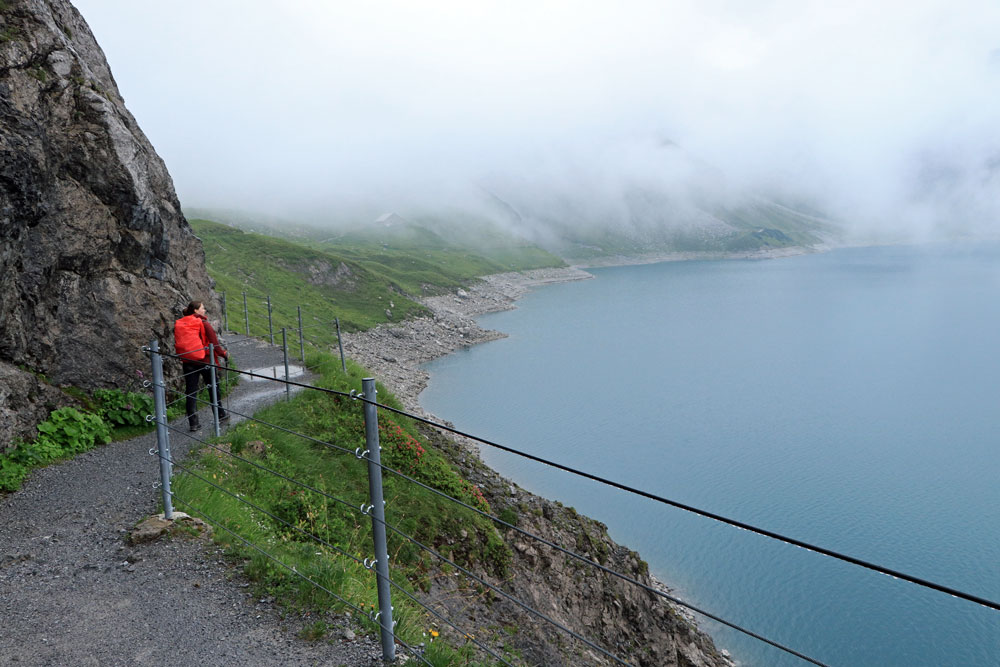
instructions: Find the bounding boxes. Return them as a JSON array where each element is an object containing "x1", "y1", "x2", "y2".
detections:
[{"x1": 420, "y1": 242, "x2": 1000, "y2": 666}]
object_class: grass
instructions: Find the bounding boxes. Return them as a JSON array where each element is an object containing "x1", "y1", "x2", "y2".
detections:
[
  {"x1": 170, "y1": 349, "x2": 516, "y2": 664},
  {"x1": 190, "y1": 217, "x2": 564, "y2": 340},
  {"x1": 193, "y1": 218, "x2": 429, "y2": 336}
]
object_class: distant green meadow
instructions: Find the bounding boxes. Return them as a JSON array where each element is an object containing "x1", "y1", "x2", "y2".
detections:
[{"x1": 190, "y1": 218, "x2": 564, "y2": 340}]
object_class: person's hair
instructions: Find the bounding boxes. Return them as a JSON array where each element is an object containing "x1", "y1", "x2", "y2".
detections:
[{"x1": 183, "y1": 301, "x2": 203, "y2": 317}]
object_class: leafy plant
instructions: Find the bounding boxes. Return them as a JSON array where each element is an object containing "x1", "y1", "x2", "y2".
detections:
[
  {"x1": 94, "y1": 388, "x2": 154, "y2": 427},
  {"x1": 380, "y1": 419, "x2": 490, "y2": 513},
  {"x1": 0, "y1": 456, "x2": 29, "y2": 493},
  {"x1": 33, "y1": 407, "x2": 110, "y2": 457},
  {"x1": 0, "y1": 407, "x2": 111, "y2": 492}
]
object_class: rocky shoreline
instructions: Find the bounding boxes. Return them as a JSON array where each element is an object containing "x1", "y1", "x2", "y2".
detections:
[
  {"x1": 343, "y1": 265, "x2": 736, "y2": 666},
  {"x1": 341, "y1": 266, "x2": 595, "y2": 417}
]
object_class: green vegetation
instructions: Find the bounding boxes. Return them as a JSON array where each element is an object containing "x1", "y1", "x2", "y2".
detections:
[
  {"x1": 94, "y1": 388, "x2": 154, "y2": 428},
  {"x1": 193, "y1": 219, "x2": 429, "y2": 335},
  {"x1": 170, "y1": 350, "x2": 513, "y2": 663},
  {"x1": 0, "y1": 370, "x2": 241, "y2": 492},
  {"x1": 0, "y1": 407, "x2": 111, "y2": 492},
  {"x1": 190, "y1": 217, "x2": 564, "y2": 338}
]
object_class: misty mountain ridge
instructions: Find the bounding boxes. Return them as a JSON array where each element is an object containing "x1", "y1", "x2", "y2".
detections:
[{"x1": 189, "y1": 137, "x2": 840, "y2": 262}]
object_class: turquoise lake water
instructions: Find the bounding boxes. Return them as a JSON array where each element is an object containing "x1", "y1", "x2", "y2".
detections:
[{"x1": 420, "y1": 242, "x2": 1000, "y2": 666}]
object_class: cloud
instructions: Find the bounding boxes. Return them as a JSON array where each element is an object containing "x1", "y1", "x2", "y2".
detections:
[{"x1": 74, "y1": 0, "x2": 1000, "y2": 237}]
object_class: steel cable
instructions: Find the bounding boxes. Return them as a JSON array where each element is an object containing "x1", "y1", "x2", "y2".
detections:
[
  {"x1": 167, "y1": 398, "x2": 817, "y2": 665},
  {"x1": 155, "y1": 426, "x2": 515, "y2": 664},
  {"x1": 146, "y1": 353, "x2": 875, "y2": 662},
  {"x1": 158, "y1": 415, "x2": 825, "y2": 666},
  {"x1": 150, "y1": 448, "x2": 365, "y2": 566},
  {"x1": 375, "y1": 513, "x2": 632, "y2": 666},
  {"x1": 159, "y1": 420, "x2": 362, "y2": 515},
  {"x1": 167, "y1": 495, "x2": 432, "y2": 667},
  {"x1": 377, "y1": 572, "x2": 517, "y2": 667},
  {"x1": 366, "y1": 450, "x2": 829, "y2": 665},
  {"x1": 362, "y1": 397, "x2": 1000, "y2": 613},
  {"x1": 147, "y1": 343, "x2": 995, "y2": 664}
]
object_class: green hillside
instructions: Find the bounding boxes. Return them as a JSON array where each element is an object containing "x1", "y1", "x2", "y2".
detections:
[{"x1": 191, "y1": 218, "x2": 564, "y2": 340}]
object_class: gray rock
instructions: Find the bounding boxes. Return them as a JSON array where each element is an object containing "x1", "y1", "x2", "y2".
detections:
[{"x1": 0, "y1": 0, "x2": 216, "y2": 450}]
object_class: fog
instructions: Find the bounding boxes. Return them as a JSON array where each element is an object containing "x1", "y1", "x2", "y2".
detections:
[{"x1": 74, "y1": 0, "x2": 1000, "y2": 241}]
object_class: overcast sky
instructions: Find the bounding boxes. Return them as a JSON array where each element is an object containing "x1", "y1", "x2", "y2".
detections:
[{"x1": 73, "y1": 1, "x2": 1000, "y2": 237}]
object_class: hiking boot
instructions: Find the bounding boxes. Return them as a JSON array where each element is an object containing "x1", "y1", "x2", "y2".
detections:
[
  {"x1": 219, "y1": 410, "x2": 230, "y2": 422},
  {"x1": 188, "y1": 414, "x2": 201, "y2": 432}
]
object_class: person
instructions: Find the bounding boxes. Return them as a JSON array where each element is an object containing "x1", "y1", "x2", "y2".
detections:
[{"x1": 174, "y1": 300, "x2": 230, "y2": 431}]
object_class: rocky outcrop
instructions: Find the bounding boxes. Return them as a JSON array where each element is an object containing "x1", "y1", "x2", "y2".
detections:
[
  {"x1": 0, "y1": 0, "x2": 216, "y2": 448},
  {"x1": 420, "y1": 425, "x2": 732, "y2": 667}
]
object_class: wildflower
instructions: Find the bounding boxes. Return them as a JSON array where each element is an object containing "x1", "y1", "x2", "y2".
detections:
[{"x1": 430, "y1": 630, "x2": 439, "y2": 638}]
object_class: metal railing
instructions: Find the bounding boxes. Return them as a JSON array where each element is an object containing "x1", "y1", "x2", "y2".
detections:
[
  {"x1": 144, "y1": 342, "x2": 712, "y2": 665},
  {"x1": 142, "y1": 336, "x2": 1000, "y2": 666},
  {"x1": 222, "y1": 291, "x2": 347, "y2": 374}
]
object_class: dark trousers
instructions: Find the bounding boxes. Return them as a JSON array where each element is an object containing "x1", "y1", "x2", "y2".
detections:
[{"x1": 181, "y1": 361, "x2": 225, "y2": 419}]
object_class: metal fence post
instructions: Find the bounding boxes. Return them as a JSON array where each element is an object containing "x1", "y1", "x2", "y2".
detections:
[
  {"x1": 149, "y1": 340, "x2": 173, "y2": 519},
  {"x1": 281, "y1": 328, "x2": 290, "y2": 402},
  {"x1": 336, "y1": 317, "x2": 347, "y2": 374},
  {"x1": 243, "y1": 291, "x2": 250, "y2": 336},
  {"x1": 267, "y1": 295, "x2": 274, "y2": 345},
  {"x1": 221, "y1": 291, "x2": 228, "y2": 333},
  {"x1": 361, "y1": 377, "x2": 395, "y2": 662},
  {"x1": 297, "y1": 306, "x2": 305, "y2": 363},
  {"x1": 209, "y1": 344, "x2": 221, "y2": 437}
]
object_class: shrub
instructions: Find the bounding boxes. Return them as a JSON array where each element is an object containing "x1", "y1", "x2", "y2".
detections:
[
  {"x1": 32, "y1": 407, "x2": 111, "y2": 458},
  {"x1": 94, "y1": 388, "x2": 154, "y2": 427},
  {"x1": 0, "y1": 456, "x2": 29, "y2": 493},
  {"x1": 0, "y1": 407, "x2": 111, "y2": 492}
]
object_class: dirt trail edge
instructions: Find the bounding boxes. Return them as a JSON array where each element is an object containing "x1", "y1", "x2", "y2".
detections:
[{"x1": 0, "y1": 335, "x2": 384, "y2": 667}]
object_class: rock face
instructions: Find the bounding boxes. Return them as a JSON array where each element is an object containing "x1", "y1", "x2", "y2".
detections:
[
  {"x1": 421, "y1": 426, "x2": 733, "y2": 667},
  {"x1": 0, "y1": 0, "x2": 216, "y2": 448}
]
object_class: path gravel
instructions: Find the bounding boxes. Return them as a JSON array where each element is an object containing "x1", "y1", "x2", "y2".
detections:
[{"x1": 0, "y1": 335, "x2": 386, "y2": 667}]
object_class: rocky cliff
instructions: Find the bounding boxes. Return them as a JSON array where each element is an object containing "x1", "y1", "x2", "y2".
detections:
[{"x1": 0, "y1": 0, "x2": 216, "y2": 448}]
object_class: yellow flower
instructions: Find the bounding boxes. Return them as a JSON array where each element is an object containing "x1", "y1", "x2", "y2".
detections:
[{"x1": 430, "y1": 630, "x2": 439, "y2": 638}]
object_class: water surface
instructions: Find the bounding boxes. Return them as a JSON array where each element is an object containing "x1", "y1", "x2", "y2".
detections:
[{"x1": 421, "y1": 243, "x2": 1000, "y2": 666}]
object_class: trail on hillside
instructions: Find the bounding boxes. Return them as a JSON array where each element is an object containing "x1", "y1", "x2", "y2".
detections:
[{"x1": 0, "y1": 335, "x2": 382, "y2": 667}]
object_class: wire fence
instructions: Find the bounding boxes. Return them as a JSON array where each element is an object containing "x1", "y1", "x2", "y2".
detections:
[
  {"x1": 221, "y1": 291, "x2": 348, "y2": 374},
  {"x1": 141, "y1": 326, "x2": 1000, "y2": 666},
  {"x1": 147, "y1": 292, "x2": 1000, "y2": 665}
]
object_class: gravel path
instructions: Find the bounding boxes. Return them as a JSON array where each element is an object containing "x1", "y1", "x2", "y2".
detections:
[{"x1": 0, "y1": 335, "x2": 385, "y2": 667}]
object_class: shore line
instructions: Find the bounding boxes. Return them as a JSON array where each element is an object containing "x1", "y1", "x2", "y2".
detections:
[
  {"x1": 341, "y1": 266, "x2": 595, "y2": 419},
  {"x1": 340, "y1": 244, "x2": 835, "y2": 417},
  {"x1": 339, "y1": 259, "x2": 761, "y2": 660}
]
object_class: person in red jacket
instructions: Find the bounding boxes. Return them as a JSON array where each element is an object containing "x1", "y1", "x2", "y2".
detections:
[{"x1": 174, "y1": 300, "x2": 230, "y2": 431}]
